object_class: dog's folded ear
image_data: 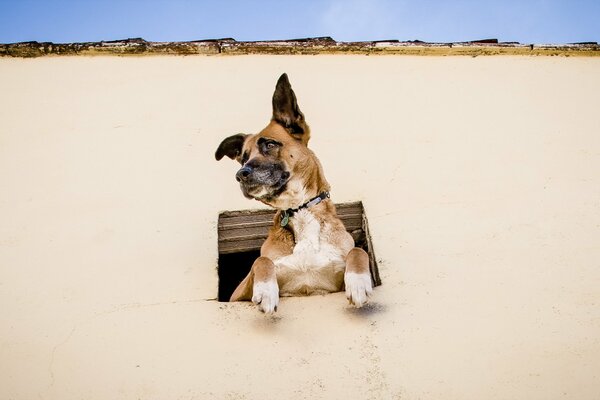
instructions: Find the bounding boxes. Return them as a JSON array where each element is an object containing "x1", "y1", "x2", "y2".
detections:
[
  {"x1": 272, "y1": 73, "x2": 310, "y2": 145},
  {"x1": 215, "y1": 133, "x2": 248, "y2": 162}
]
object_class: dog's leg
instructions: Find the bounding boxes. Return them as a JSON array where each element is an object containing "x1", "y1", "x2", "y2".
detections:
[
  {"x1": 344, "y1": 247, "x2": 373, "y2": 308},
  {"x1": 229, "y1": 271, "x2": 254, "y2": 302},
  {"x1": 251, "y1": 257, "x2": 279, "y2": 313},
  {"x1": 230, "y1": 256, "x2": 279, "y2": 313}
]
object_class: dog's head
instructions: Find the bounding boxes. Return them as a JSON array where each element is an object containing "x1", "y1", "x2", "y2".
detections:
[{"x1": 215, "y1": 74, "x2": 329, "y2": 210}]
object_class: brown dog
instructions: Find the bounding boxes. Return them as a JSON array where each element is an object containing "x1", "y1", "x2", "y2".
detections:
[{"x1": 215, "y1": 74, "x2": 373, "y2": 313}]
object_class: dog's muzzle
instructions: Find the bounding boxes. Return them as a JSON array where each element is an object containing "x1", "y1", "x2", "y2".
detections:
[{"x1": 235, "y1": 162, "x2": 290, "y2": 199}]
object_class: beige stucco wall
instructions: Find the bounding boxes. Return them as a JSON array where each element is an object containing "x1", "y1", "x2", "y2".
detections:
[{"x1": 1, "y1": 55, "x2": 599, "y2": 400}]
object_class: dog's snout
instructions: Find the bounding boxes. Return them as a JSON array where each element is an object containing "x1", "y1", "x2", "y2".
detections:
[{"x1": 236, "y1": 166, "x2": 253, "y2": 182}]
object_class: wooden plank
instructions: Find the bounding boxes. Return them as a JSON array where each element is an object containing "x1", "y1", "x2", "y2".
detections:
[
  {"x1": 219, "y1": 212, "x2": 274, "y2": 221},
  {"x1": 219, "y1": 225, "x2": 271, "y2": 242},
  {"x1": 218, "y1": 202, "x2": 363, "y2": 224},
  {"x1": 219, "y1": 238, "x2": 266, "y2": 254},
  {"x1": 362, "y1": 212, "x2": 381, "y2": 287}
]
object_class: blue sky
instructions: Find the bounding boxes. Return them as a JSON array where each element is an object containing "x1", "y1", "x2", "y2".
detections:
[{"x1": 1, "y1": 0, "x2": 599, "y2": 44}]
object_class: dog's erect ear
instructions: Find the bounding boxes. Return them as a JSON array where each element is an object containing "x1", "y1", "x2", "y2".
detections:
[
  {"x1": 272, "y1": 73, "x2": 310, "y2": 145},
  {"x1": 215, "y1": 133, "x2": 248, "y2": 162}
]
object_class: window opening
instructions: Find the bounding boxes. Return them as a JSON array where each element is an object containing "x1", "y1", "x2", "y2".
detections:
[{"x1": 217, "y1": 201, "x2": 380, "y2": 301}]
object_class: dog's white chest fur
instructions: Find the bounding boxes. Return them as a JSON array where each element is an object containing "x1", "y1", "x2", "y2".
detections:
[{"x1": 272, "y1": 209, "x2": 346, "y2": 296}]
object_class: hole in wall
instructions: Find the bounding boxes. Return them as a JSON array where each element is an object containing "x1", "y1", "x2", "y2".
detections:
[
  {"x1": 217, "y1": 201, "x2": 380, "y2": 302},
  {"x1": 217, "y1": 250, "x2": 261, "y2": 302}
]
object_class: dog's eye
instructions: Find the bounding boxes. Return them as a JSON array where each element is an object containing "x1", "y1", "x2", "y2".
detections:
[{"x1": 258, "y1": 138, "x2": 282, "y2": 154}]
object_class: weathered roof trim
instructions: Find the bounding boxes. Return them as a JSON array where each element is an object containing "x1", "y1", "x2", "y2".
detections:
[{"x1": 1, "y1": 37, "x2": 599, "y2": 58}]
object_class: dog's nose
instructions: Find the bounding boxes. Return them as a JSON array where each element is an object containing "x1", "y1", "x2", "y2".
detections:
[{"x1": 236, "y1": 166, "x2": 253, "y2": 182}]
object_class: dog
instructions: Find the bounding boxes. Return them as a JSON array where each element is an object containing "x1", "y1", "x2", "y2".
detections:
[{"x1": 215, "y1": 73, "x2": 373, "y2": 313}]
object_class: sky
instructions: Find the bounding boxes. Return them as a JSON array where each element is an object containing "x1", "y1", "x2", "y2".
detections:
[{"x1": 0, "y1": 0, "x2": 599, "y2": 45}]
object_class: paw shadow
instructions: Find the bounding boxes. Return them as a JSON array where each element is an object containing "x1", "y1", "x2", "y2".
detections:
[{"x1": 345, "y1": 301, "x2": 387, "y2": 317}]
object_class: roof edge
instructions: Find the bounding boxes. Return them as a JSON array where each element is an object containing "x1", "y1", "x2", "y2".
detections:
[{"x1": 2, "y1": 37, "x2": 599, "y2": 58}]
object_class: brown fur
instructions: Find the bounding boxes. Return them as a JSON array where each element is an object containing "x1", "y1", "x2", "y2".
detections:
[
  {"x1": 217, "y1": 73, "x2": 372, "y2": 312},
  {"x1": 345, "y1": 247, "x2": 370, "y2": 274}
]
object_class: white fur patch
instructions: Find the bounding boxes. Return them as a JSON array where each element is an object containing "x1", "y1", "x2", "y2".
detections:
[
  {"x1": 273, "y1": 209, "x2": 346, "y2": 295},
  {"x1": 250, "y1": 186, "x2": 269, "y2": 199},
  {"x1": 252, "y1": 280, "x2": 279, "y2": 313},
  {"x1": 344, "y1": 272, "x2": 373, "y2": 308}
]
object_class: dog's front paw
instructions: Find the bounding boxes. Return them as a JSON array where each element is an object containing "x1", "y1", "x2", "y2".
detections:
[
  {"x1": 344, "y1": 272, "x2": 373, "y2": 308},
  {"x1": 252, "y1": 280, "x2": 279, "y2": 313}
]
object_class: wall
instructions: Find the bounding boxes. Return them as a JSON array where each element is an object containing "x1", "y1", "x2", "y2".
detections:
[{"x1": 1, "y1": 55, "x2": 599, "y2": 399}]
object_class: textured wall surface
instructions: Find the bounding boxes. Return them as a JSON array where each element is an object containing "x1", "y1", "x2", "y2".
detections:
[{"x1": 1, "y1": 55, "x2": 599, "y2": 399}]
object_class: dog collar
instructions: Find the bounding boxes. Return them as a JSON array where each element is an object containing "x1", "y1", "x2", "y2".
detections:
[{"x1": 280, "y1": 191, "x2": 330, "y2": 227}]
